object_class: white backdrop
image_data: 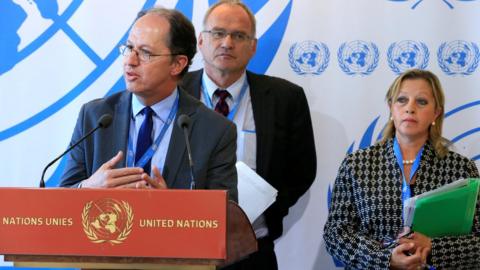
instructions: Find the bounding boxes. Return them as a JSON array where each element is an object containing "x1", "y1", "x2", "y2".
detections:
[{"x1": 1, "y1": 0, "x2": 479, "y2": 269}]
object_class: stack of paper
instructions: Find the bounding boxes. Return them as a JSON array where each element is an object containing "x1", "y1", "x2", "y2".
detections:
[
  {"x1": 403, "y1": 178, "x2": 480, "y2": 238},
  {"x1": 236, "y1": 161, "x2": 278, "y2": 223}
]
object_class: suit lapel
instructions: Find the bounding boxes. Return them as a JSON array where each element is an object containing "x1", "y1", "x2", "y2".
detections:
[
  {"x1": 247, "y1": 72, "x2": 274, "y2": 177},
  {"x1": 112, "y1": 91, "x2": 132, "y2": 168},
  {"x1": 181, "y1": 69, "x2": 203, "y2": 99},
  {"x1": 163, "y1": 89, "x2": 196, "y2": 187}
]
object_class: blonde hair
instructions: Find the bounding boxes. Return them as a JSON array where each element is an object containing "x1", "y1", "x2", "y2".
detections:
[{"x1": 380, "y1": 69, "x2": 450, "y2": 157}]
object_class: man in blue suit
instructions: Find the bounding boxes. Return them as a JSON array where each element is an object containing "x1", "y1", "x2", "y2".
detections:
[{"x1": 60, "y1": 7, "x2": 238, "y2": 201}]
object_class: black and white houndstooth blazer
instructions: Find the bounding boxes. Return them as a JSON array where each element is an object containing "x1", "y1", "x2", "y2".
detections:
[{"x1": 324, "y1": 138, "x2": 480, "y2": 269}]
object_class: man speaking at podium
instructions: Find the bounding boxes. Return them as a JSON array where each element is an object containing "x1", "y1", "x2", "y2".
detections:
[{"x1": 59, "y1": 7, "x2": 238, "y2": 202}]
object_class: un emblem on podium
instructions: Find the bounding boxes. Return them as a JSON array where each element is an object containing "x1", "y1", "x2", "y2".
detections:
[
  {"x1": 82, "y1": 198, "x2": 134, "y2": 245},
  {"x1": 437, "y1": 40, "x2": 480, "y2": 76},
  {"x1": 387, "y1": 40, "x2": 429, "y2": 74}
]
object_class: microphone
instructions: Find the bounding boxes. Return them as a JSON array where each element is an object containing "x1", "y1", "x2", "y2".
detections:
[
  {"x1": 176, "y1": 114, "x2": 195, "y2": 189},
  {"x1": 39, "y1": 114, "x2": 113, "y2": 188}
]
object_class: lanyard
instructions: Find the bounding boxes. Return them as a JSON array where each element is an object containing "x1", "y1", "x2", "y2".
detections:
[
  {"x1": 392, "y1": 139, "x2": 436, "y2": 270},
  {"x1": 128, "y1": 92, "x2": 179, "y2": 168},
  {"x1": 201, "y1": 78, "x2": 248, "y2": 121},
  {"x1": 393, "y1": 137, "x2": 423, "y2": 223}
]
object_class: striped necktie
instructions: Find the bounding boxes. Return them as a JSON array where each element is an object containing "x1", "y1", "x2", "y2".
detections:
[{"x1": 214, "y1": 89, "x2": 231, "y2": 117}]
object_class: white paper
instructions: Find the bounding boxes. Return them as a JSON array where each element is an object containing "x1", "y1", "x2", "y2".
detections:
[{"x1": 236, "y1": 161, "x2": 278, "y2": 223}]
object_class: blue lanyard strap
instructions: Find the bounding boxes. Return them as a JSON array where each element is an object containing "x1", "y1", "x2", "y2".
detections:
[
  {"x1": 393, "y1": 137, "x2": 424, "y2": 223},
  {"x1": 133, "y1": 92, "x2": 179, "y2": 169},
  {"x1": 201, "y1": 78, "x2": 248, "y2": 121}
]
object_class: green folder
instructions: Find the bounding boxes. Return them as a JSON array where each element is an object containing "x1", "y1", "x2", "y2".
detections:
[{"x1": 407, "y1": 178, "x2": 479, "y2": 238}]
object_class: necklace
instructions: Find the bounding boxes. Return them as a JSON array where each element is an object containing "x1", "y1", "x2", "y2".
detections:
[{"x1": 402, "y1": 159, "x2": 415, "y2": 165}]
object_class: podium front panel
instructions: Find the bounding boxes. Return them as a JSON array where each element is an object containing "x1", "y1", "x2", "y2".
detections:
[{"x1": 0, "y1": 188, "x2": 227, "y2": 259}]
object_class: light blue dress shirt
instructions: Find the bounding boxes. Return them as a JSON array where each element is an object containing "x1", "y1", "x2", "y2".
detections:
[
  {"x1": 201, "y1": 73, "x2": 268, "y2": 238},
  {"x1": 126, "y1": 89, "x2": 178, "y2": 175}
]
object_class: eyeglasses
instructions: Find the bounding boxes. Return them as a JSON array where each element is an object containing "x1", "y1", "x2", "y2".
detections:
[
  {"x1": 119, "y1": 44, "x2": 180, "y2": 62},
  {"x1": 202, "y1": 30, "x2": 253, "y2": 42}
]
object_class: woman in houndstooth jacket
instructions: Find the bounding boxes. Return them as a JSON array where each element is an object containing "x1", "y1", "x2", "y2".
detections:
[{"x1": 324, "y1": 69, "x2": 479, "y2": 270}]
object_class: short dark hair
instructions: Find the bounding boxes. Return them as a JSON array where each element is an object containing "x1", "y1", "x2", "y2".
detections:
[{"x1": 137, "y1": 7, "x2": 197, "y2": 77}]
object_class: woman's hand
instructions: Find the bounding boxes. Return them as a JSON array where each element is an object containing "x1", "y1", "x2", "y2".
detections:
[
  {"x1": 390, "y1": 242, "x2": 425, "y2": 270},
  {"x1": 398, "y1": 231, "x2": 432, "y2": 267}
]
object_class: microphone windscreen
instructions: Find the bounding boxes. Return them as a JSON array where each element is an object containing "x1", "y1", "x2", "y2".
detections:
[
  {"x1": 98, "y1": 114, "x2": 113, "y2": 128},
  {"x1": 177, "y1": 114, "x2": 191, "y2": 129}
]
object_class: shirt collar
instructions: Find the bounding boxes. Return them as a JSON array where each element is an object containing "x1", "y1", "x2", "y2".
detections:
[
  {"x1": 131, "y1": 88, "x2": 178, "y2": 123},
  {"x1": 202, "y1": 72, "x2": 247, "y2": 101}
]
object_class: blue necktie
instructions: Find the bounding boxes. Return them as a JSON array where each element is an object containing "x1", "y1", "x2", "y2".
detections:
[{"x1": 135, "y1": 106, "x2": 153, "y2": 174}]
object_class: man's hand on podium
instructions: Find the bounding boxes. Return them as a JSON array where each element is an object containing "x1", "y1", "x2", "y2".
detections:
[
  {"x1": 81, "y1": 151, "x2": 145, "y2": 189},
  {"x1": 142, "y1": 166, "x2": 168, "y2": 189}
]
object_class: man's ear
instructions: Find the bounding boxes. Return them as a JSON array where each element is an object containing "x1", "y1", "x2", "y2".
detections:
[
  {"x1": 198, "y1": 32, "x2": 204, "y2": 48},
  {"x1": 250, "y1": 38, "x2": 257, "y2": 56},
  {"x1": 170, "y1": 55, "x2": 188, "y2": 76}
]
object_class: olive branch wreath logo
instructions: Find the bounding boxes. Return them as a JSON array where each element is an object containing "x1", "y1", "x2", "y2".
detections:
[{"x1": 82, "y1": 200, "x2": 133, "y2": 245}]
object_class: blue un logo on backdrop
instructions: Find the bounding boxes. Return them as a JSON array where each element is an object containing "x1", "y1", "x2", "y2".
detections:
[
  {"x1": 437, "y1": 40, "x2": 480, "y2": 76},
  {"x1": 338, "y1": 40, "x2": 379, "y2": 76},
  {"x1": 288, "y1": 41, "x2": 330, "y2": 75},
  {"x1": 387, "y1": 40, "x2": 429, "y2": 74},
  {"x1": 388, "y1": 0, "x2": 478, "y2": 9}
]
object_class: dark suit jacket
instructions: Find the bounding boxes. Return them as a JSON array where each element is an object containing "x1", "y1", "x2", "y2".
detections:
[
  {"x1": 59, "y1": 88, "x2": 238, "y2": 201},
  {"x1": 181, "y1": 70, "x2": 316, "y2": 240}
]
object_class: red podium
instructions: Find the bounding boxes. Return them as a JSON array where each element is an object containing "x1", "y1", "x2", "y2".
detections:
[{"x1": 0, "y1": 188, "x2": 256, "y2": 269}]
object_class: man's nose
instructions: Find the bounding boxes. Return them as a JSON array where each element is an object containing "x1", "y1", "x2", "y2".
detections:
[
  {"x1": 220, "y1": 34, "x2": 234, "y2": 48},
  {"x1": 124, "y1": 50, "x2": 140, "y2": 66}
]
